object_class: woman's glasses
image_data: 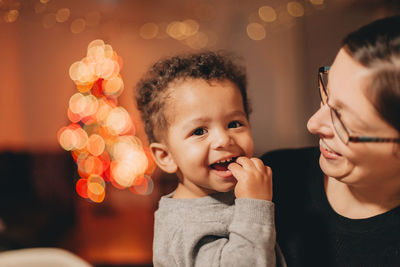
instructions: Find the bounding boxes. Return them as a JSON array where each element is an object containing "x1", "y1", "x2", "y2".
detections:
[{"x1": 318, "y1": 66, "x2": 400, "y2": 145}]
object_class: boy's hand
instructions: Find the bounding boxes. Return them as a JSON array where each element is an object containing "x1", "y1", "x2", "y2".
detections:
[{"x1": 227, "y1": 157, "x2": 273, "y2": 201}]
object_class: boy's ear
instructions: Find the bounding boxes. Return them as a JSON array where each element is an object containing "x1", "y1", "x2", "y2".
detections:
[{"x1": 150, "y1": 142, "x2": 178, "y2": 174}]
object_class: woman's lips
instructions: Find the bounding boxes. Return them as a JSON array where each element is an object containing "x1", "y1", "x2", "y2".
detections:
[{"x1": 319, "y1": 140, "x2": 341, "y2": 159}]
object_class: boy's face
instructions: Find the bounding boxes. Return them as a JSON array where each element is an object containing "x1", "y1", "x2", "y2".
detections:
[{"x1": 162, "y1": 78, "x2": 254, "y2": 198}]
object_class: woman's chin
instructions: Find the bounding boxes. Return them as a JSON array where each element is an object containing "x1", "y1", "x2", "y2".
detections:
[{"x1": 319, "y1": 156, "x2": 353, "y2": 181}]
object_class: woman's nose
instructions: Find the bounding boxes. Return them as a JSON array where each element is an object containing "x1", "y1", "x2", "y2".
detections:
[
  {"x1": 211, "y1": 129, "x2": 232, "y2": 149},
  {"x1": 307, "y1": 104, "x2": 334, "y2": 138}
]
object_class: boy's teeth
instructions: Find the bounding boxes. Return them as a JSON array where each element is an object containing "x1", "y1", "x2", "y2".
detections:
[{"x1": 217, "y1": 157, "x2": 233, "y2": 164}]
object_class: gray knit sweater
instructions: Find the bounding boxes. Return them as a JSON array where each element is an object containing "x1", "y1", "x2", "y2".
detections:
[{"x1": 153, "y1": 190, "x2": 277, "y2": 267}]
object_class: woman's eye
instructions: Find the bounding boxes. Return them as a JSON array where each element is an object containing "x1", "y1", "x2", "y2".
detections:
[
  {"x1": 192, "y1": 128, "x2": 207, "y2": 136},
  {"x1": 228, "y1": 121, "x2": 243, "y2": 128}
]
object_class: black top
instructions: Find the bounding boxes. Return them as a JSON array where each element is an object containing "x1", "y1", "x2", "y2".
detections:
[{"x1": 261, "y1": 147, "x2": 400, "y2": 267}]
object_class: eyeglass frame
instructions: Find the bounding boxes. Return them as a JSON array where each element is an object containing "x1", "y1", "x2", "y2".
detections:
[{"x1": 318, "y1": 66, "x2": 400, "y2": 144}]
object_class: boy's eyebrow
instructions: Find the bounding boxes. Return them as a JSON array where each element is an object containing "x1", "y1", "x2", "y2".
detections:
[
  {"x1": 229, "y1": 110, "x2": 247, "y2": 117},
  {"x1": 182, "y1": 110, "x2": 247, "y2": 128}
]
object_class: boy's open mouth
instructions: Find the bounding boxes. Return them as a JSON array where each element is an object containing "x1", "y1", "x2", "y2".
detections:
[{"x1": 210, "y1": 157, "x2": 238, "y2": 171}]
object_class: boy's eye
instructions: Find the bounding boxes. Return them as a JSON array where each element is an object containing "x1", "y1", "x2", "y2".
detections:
[
  {"x1": 192, "y1": 128, "x2": 207, "y2": 136},
  {"x1": 228, "y1": 121, "x2": 243, "y2": 128}
]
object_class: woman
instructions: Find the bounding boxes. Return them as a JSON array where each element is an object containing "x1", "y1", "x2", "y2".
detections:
[{"x1": 262, "y1": 15, "x2": 400, "y2": 266}]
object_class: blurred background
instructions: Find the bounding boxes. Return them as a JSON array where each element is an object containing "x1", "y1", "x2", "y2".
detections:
[{"x1": 0, "y1": 0, "x2": 399, "y2": 266}]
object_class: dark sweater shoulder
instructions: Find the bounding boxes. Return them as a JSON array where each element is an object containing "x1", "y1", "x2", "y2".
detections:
[
  {"x1": 261, "y1": 146, "x2": 320, "y2": 173},
  {"x1": 261, "y1": 147, "x2": 400, "y2": 267},
  {"x1": 261, "y1": 147, "x2": 323, "y2": 207}
]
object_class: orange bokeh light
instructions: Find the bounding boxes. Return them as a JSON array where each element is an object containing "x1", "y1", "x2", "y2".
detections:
[
  {"x1": 87, "y1": 134, "x2": 105, "y2": 156},
  {"x1": 59, "y1": 39, "x2": 155, "y2": 202},
  {"x1": 76, "y1": 178, "x2": 89, "y2": 198}
]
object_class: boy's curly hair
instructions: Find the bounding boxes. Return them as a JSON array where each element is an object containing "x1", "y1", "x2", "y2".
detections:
[{"x1": 135, "y1": 51, "x2": 250, "y2": 143}]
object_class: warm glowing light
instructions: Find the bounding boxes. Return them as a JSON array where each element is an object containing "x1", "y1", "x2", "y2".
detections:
[
  {"x1": 60, "y1": 39, "x2": 155, "y2": 202},
  {"x1": 71, "y1": 18, "x2": 86, "y2": 34},
  {"x1": 69, "y1": 93, "x2": 86, "y2": 114},
  {"x1": 56, "y1": 8, "x2": 70, "y2": 23},
  {"x1": 67, "y1": 108, "x2": 81, "y2": 123},
  {"x1": 43, "y1": 13, "x2": 56, "y2": 29},
  {"x1": 310, "y1": 0, "x2": 324, "y2": 5},
  {"x1": 167, "y1": 21, "x2": 187, "y2": 40},
  {"x1": 140, "y1": 23, "x2": 159, "y2": 39},
  {"x1": 87, "y1": 134, "x2": 105, "y2": 156},
  {"x1": 4, "y1": 10, "x2": 19, "y2": 23},
  {"x1": 73, "y1": 127, "x2": 89, "y2": 150},
  {"x1": 258, "y1": 6, "x2": 277, "y2": 22},
  {"x1": 247, "y1": 23, "x2": 266, "y2": 41},
  {"x1": 104, "y1": 45, "x2": 114, "y2": 59},
  {"x1": 130, "y1": 175, "x2": 154, "y2": 195},
  {"x1": 69, "y1": 61, "x2": 95, "y2": 83},
  {"x1": 96, "y1": 98, "x2": 114, "y2": 123},
  {"x1": 88, "y1": 174, "x2": 105, "y2": 188},
  {"x1": 88, "y1": 46, "x2": 105, "y2": 62},
  {"x1": 185, "y1": 32, "x2": 208, "y2": 49},
  {"x1": 88, "y1": 39, "x2": 105, "y2": 51},
  {"x1": 80, "y1": 94, "x2": 99, "y2": 117},
  {"x1": 87, "y1": 174, "x2": 106, "y2": 202},
  {"x1": 76, "y1": 81, "x2": 94, "y2": 93},
  {"x1": 105, "y1": 107, "x2": 132, "y2": 135},
  {"x1": 110, "y1": 147, "x2": 148, "y2": 188},
  {"x1": 59, "y1": 128, "x2": 76, "y2": 151},
  {"x1": 110, "y1": 161, "x2": 135, "y2": 188},
  {"x1": 87, "y1": 182, "x2": 105, "y2": 203},
  {"x1": 58, "y1": 125, "x2": 88, "y2": 151},
  {"x1": 156, "y1": 22, "x2": 169, "y2": 39},
  {"x1": 287, "y1": 2, "x2": 305, "y2": 17},
  {"x1": 78, "y1": 155, "x2": 104, "y2": 178},
  {"x1": 85, "y1": 11, "x2": 101, "y2": 27},
  {"x1": 103, "y1": 75, "x2": 124, "y2": 96},
  {"x1": 111, "y1": 136, "x2": 143, "y2": 162},
  {"x1": 182, "y1": 19, "x2": 199, "y2": 37},
  {"x1": 40, "y1": 0, "x2": 50, "y2": 3},
  {"x1": 76, "y1": 178, "x2": 89, "y2": 198},
  {"x1": 95, "y1": 58, "x2": 118, "y2": 80}
]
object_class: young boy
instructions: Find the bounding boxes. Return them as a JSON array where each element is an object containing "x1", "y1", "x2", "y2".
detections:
[{"x1": 135, "y1": 51, "x2": 279, "y2": 266}]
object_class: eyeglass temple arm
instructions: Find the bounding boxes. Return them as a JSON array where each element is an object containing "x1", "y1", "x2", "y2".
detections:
[{"x1": 349, "y1": 136, "x2": 400, "y2": 143}]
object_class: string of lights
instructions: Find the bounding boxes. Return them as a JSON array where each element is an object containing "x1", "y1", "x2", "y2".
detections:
[
  {"x1": 58, "y1": 39, "x2": 156, "y2": 203},
  {"x1": 1, "y1": 0, "x2": 328, "y2": 44}
]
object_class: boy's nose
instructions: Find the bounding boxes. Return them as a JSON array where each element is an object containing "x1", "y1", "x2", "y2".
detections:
[
  {"x1": 307, "y1": 104, "x2": 334, "y2": 138},
  {"x1": 211, "y1": 129, "x2": 232, "y2": 149}
]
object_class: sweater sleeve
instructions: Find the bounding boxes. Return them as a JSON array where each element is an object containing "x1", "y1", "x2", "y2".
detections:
[{"x1": 194, "y1": 199, "x2": 276, "y2": 267}]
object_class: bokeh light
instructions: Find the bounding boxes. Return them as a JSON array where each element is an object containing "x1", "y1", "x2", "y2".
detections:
[
  {"x1": 139, "y1": 23, "x2": 159, "y2": 39},
  {"x1": 4, "y1": 9, "x2": 19, "y2": 23},
  {"x1": 185, "y1": 32, "x2": 208, "y2": 49},
  {"x1": 71, "y1": 18, "x2": 86, "y2": 34},
  {"x1": 258, "y1": 6, "x2": 277, "y2": 22},
  {"x1": 56, "y1": 8, "x2": 70, "y2": 23},
  {"x1": 59, "y1": 40, "x2": 155, "y2": 203},
  {"x1": 129, "y1": 175, "x2": 154, "y2": 196},
  {"x1": 247, "y1": 23, "x2": 266, "y2": 41},
  {"x1": 310, "y1": 0, "x2": 324, "y2": 5},
  {"x1": 287, "y1": 2, "x2": 305, "y2": 17}
]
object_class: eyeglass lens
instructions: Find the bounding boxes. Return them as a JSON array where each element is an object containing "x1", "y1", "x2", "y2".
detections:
[
  {"x1": 319, "y1": 69, "x2": 349, "y2": 144},
  {"x1": 330, "y1": 109, "x2": 349, "y2": 144}
]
